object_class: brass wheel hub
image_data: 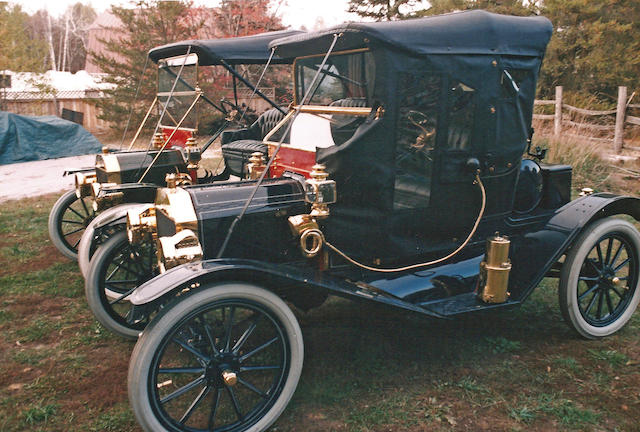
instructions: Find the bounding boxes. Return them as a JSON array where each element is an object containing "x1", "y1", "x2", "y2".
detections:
[{"x1": 221, "y1": 370, "x2": 237, "y2": 386}]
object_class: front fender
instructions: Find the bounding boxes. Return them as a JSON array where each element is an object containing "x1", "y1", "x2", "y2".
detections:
[
  {"x1": 92, "y1": 203, "x2": 151, "y2": 231},
  {"x1": 78, "y1": 203, "x2": 151, "y2": 278},
  {"x1": 510, "y1": 193, "x2": 640, "y2": 301},
  {"x1": 129, "y1": 258, "x2": 443, "y2": 318}
]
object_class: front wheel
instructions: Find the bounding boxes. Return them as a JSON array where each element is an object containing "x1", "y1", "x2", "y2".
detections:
[
  {"x1": 559, "y1": 217, "x2": 640, "y2": 339},
  {"x1": 85, "y1": 231, "x2": 157, "y2": 339},
  {"x1": 128, "y1": 283, "x2": 304, "y2": 432},
  {"x1": 48, "y1": 190, "x2": 97, "y2": 260}
]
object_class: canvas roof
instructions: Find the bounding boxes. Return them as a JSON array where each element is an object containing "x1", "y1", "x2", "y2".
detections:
[
  {"x1": 270, "y1": 10, "x2": 552, "y2": 58},
  {"x1": 148, "y1": 30, "x2": 304, "y2": 65}
]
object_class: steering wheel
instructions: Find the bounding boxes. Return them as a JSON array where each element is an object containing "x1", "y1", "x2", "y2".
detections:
[{"x1": 407, "y1": 110, "x2": 436, "y2": 152}]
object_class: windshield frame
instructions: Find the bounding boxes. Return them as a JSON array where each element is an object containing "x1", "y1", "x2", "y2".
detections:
[{"x1": 292, "y1": 48, "x2": 371, "y2": 106}]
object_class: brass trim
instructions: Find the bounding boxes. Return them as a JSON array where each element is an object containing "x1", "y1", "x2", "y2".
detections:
[
  {"x1": 127, "y1": 205, "x2": 157, "y2": 244},
  {"x1": 300, "y1": 228, "x2": 324, "y2": 257},
  {"x1": 97, "y1": 154, "x2": 122, "y2": 184},
  {"x1": 263, "y1": 110, "x2": 295, "y2": 142},
  {"x1": 157, "y1": 229, "x2": 203, "y2": 271},
  {"x1": 478, "y1": 234, "x2": 512, "y2": 304},
  {"x1": 247, "y1": 152, "x2": 266, "y2": 180},
  {"x1": 157, "y1": 124, "x2": 197, "y2": 133},
  {"x1": 293, "y1": 48, "x2": 370, "y2": 105},
  {"x1": 127, "y1": 97, "x2": 158, "y2": 151},
  {"x1": 288, "y1": 214, "x2": 325, "y2": 259},
  {"x1": 75, "y1": 172, "x2": 97, "y2": 198},
  {"x1": 580, "y1": 187, "x2": 594, "y2": 196},
  {"x1": 221, "y1": 370, "x2": 237, "y2": 387},
  {"x1": 294, "y1": 105, "x2": 372, "y2": 116},
  {"x1": 138, "y1": 91, "x2": 202, "y2": 183},
  {"x1": 155, "y1": 186, "x2": 198, "y2": 234}
]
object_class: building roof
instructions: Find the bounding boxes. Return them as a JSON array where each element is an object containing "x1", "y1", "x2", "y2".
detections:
[{"x1": 0, "y1": 70, "x2": 113, "y2": 100}]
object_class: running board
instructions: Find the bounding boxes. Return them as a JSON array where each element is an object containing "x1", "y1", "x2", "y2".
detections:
[{"x1": 419, "y1": 292, "x2": 519, "y2": 317}]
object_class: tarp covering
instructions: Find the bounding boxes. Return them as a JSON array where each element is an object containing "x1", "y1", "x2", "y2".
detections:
[
  {"x1": 270, "y1": 10, "x2": 552, "y2": 58},
  {"x1": 0, "y1": 111, "x2": 101, "y2": 165},
  {"x1": 148, "y1": 30, "x2": 304, "y2": 65}
]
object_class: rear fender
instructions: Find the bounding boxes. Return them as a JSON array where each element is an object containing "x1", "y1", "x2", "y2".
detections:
[
  {"x1": 129, "y1": 259, "x2": 443, "y2": 318},
  {"x1": 511, "y1": 193, "x2": 640, "y2": 301}
]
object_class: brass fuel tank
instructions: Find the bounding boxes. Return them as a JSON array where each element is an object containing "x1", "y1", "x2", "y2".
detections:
[{"x1": 477, "y1": 233, "x2": 512, "y2": 304}]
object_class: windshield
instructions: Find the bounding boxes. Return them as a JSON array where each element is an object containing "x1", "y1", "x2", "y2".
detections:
[
  {"x1": 158, "y1": 57, "x2": 199, "y2": 130},
  {"x1": 294, "y1": 50, "x2": 375, "y2": 106}
]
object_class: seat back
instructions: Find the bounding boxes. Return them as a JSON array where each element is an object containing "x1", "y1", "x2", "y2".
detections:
[{"x1": 251, "y1": 107, "x2": 286, "y2": 139}]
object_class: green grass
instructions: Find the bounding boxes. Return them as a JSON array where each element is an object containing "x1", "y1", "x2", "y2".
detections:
[
  {"x1": 0, "y1": 181, "x2": 639, "y2": 432},
  {"x1": 587, "y1": 349, "x2": 630, "y2": 367},
  {"x1": 23, "y1": 401, "x2": 58, "y2": 426}
]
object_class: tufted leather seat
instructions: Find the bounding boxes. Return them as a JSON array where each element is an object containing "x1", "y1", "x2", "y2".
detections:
[
  {"x1": 220, "y1": 107, "x2": 286, "y2": 144},
  {"x1": 329, "y1": 97, "x2": 367, "y2": 108}
]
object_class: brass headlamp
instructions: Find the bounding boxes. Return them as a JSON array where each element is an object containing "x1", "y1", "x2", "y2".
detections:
[
  {"x1": 156, "y1": 229, "x2": 203, "y2": 272},
  {"x1": 126, "y1": 205, "x2": 157, "y2": 244},
  {"x1": 90, "y1": 182, "x2": 122, "y2": 212},
  {"x1": 153, "y1": 176, "x2": 202, "y2": 271},
  {"x1": 304, "y1": 164, "x2": 336, "y2": 219},
  {"x1": 288, "y1": 164, "x2": 336, "y2": 260},
  {"x1": 75, "y1": 172, "x2": 97, "y2": 198}
]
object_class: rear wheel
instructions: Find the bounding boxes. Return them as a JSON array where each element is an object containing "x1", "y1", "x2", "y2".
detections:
[
  {"x1": 85, "y1": 231, "x2": 157, "y2": 339},
  {"x1": 128, "y1": 283, "x2": 303, "y2": 432},
  {"x1": 559, "y1": 217, "x2": 640, "y2": 339},
  {"x1": 48, "y1": 190, "x2": 97, "y2": 260}
]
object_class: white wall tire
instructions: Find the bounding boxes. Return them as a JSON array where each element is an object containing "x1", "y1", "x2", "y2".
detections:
[
  {"x1": 48, "y1": 190, "x2": 96, "y2": 260},
  {"x1": 78, "y1": 204, "x2": 146, "y2": 279},
  {"x1": 128, "y1": 283, "x2": 304, "y2": 432},
  {"x1": 559, "y1": 217, "x2": 640, "y2": 339}
]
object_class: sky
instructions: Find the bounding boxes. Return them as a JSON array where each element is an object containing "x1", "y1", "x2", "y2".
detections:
[{"x1": 13, "y1": 0, "x2": 365, "y2": 30}]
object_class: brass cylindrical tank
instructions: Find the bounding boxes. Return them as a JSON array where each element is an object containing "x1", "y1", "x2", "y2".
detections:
[{"x1": 478, "y1": 233, "x2": 512, "y2": 304}]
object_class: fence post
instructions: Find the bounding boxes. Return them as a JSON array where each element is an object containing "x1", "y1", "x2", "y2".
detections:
[
  {"x1": 614, "y1": 86, "x2": 627, "y2": 153},
  {"x1": 554, "y1": 86, "x2": 563, "y2": 137}
]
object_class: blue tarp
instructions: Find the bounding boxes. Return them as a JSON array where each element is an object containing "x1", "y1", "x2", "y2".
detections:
[{"x1": 0, "y1": 111, "x2": 102, "y2": 165}]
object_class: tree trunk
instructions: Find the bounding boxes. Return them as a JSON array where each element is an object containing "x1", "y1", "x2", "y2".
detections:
[
  {"x1": 62, "y1": 15, "x2": 69, "y2": 72},
  {"x1": 47, "y1": 13, "x2": 57, "y2": 71}
]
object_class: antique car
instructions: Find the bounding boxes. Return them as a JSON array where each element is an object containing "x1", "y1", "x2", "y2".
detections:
[
  {"x1": 83, "y1": 11, "x2": 639, "y2": 432},
  {"x1": 48, "y1": 29, "x2": 300, "y2": 261}
]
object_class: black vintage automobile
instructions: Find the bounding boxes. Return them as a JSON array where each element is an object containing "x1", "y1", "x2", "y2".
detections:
[
  {"x1": 85, "y1": 11, "x2": 639, "y2": 432},
  {"x1": 48, "y1": 30, "x2": 299, "y2": 261}
]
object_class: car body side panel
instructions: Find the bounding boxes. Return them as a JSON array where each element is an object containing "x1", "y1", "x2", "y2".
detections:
[
  {"x1": 128, "y1": 258, "x2": 444, "y2": 318},
  {"x1": 129, "y1": 193, "x2": 640, "y2": 318}
]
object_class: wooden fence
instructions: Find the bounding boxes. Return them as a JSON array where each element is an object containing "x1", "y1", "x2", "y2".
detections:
[{"x1": 533, "y1": 86, "x2": 640, "y2": 153}]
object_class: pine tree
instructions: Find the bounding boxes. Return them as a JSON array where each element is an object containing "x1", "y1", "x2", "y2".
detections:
[
  {"x1": 91, "y1": 1, "x2": 207, "y2": 132},
  {"x1": 0, "y1": 4, "x2": 48, "y2": 72}
]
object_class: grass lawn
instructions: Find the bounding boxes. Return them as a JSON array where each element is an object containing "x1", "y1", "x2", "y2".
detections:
[{"x1": 0, "y1": 193, "x2": 639, "y2": 431}]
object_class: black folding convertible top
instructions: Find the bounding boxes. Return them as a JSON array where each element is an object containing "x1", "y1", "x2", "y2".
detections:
[
  {"x1": 270, "y1": 10, "x2": 552, "y2": 58},
  {"x1": 148, "y1": 29, "x2": 304, "y2": 65}
]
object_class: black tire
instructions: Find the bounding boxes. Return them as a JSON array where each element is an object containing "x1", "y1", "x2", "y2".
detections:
[
  {"x1": 559, "y1": 217, "x2": 640, "y2": 339},
  {"x1": 128, "y1": 283, "x2": 303, "y2": 432},
  {"x1": 85, "y1": 231, "x2": 157, "y2": 339},
  {"x1": 48, "y1": 190, "x2": 97, "y2": 260}
]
